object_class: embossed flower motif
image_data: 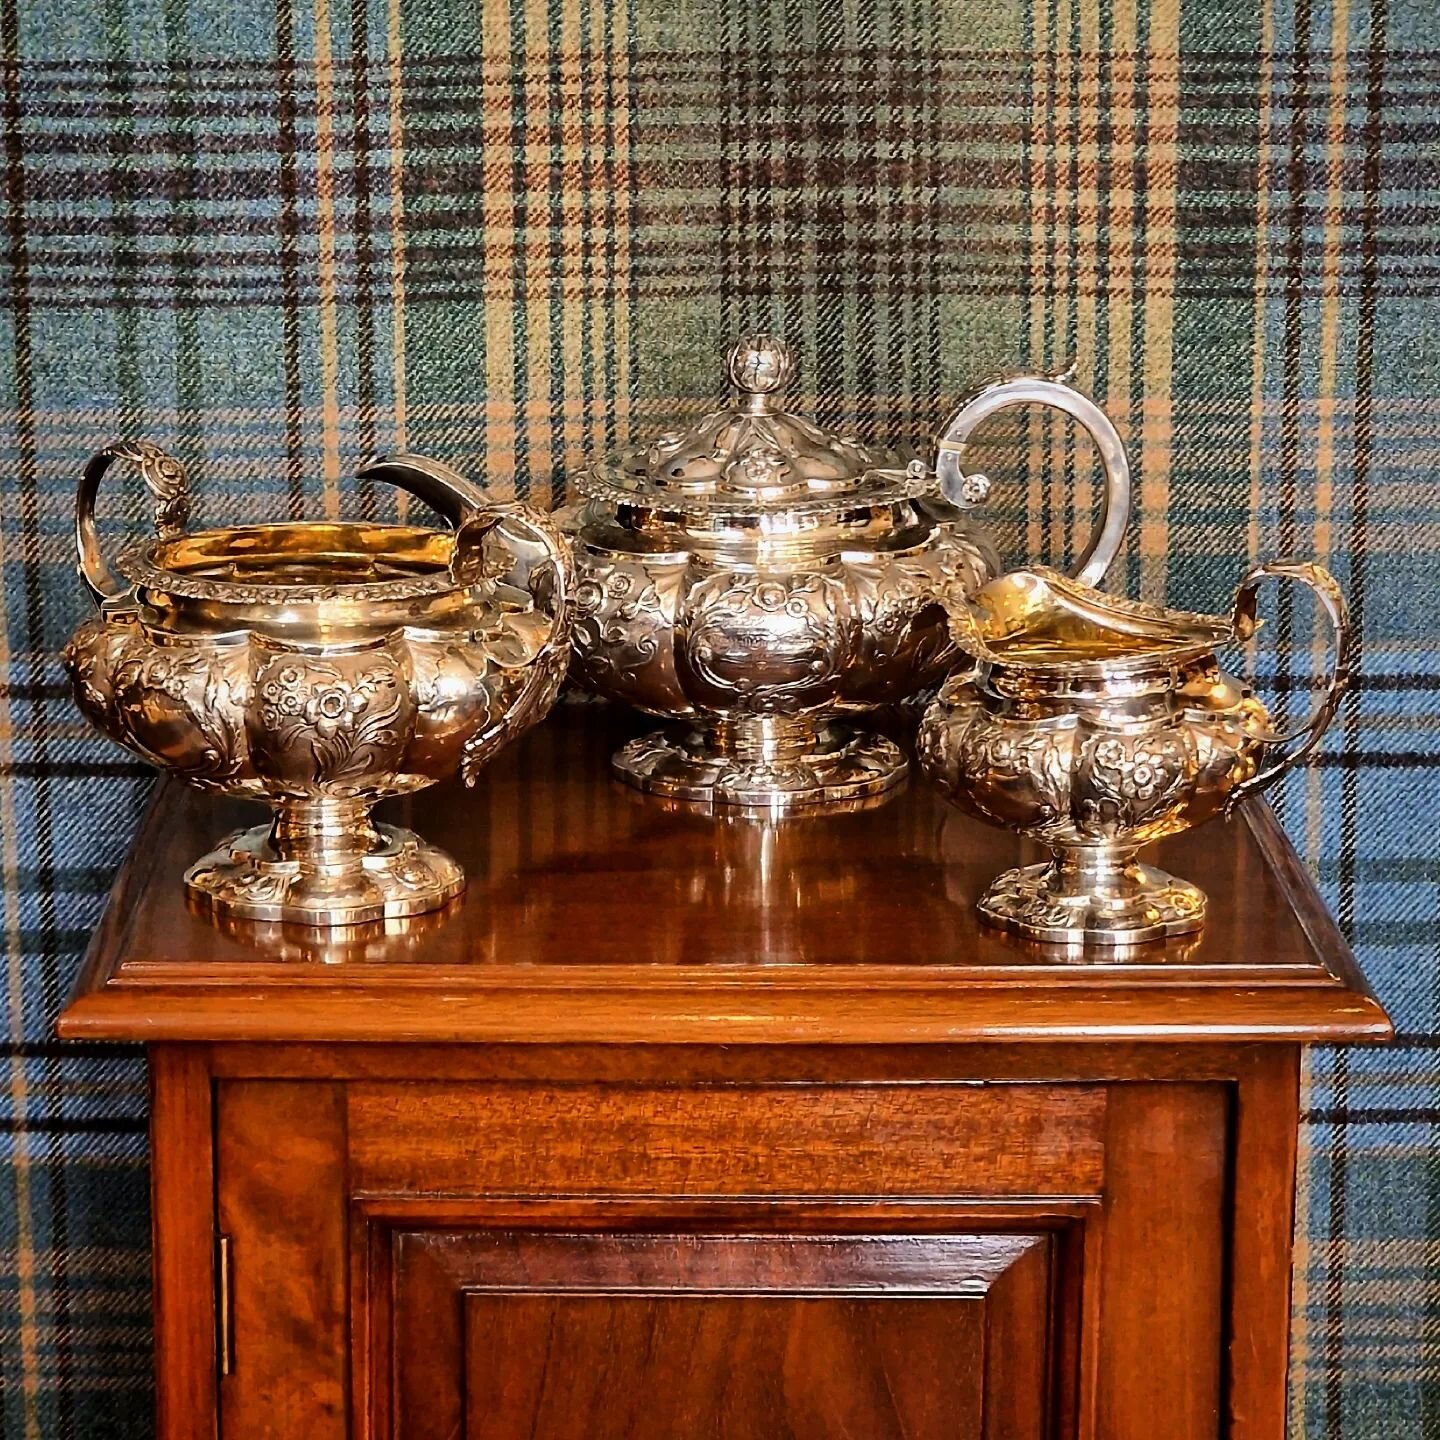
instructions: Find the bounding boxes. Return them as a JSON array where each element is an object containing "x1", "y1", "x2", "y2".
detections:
[
  {"x1": 304, "y1": 672, "x2": 393, "y2": 740},
  {"x1": 573, "y1": 577, "x2": 605, "y2": 615},
  {"x1": 734, "y1": 444, "x2": 786, "y2": 487},
  {"x1": 260, "y1": 663, "x2": 308, "y2": 720},
  {"x1": 118, "y1": 650, "x2": 192, "y2": 703},
  {"x1": 1090, "y1": 736, "x2": 1176, "y2": 802},
  {"x1": 306, "y1": 684, "x2": 360, "y2": 737},
  {"x1": 986, "y1": 735, "x2": 1017, "y2": 767},
  {"x1": 143, "y1": 654, "x2": 190, "y2": 700},
  {"x1": 1075, "y1": 731, "x2": 1189, "y2": 839},
  {"x1": 605, "y1": 571, "x2": 634, "y2": 599}
]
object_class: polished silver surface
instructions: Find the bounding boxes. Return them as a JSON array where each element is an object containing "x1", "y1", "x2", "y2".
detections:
[
  {"x1": 934, "y1": 370, "x2": 1132, "y2": 587},
  {"x1": 918, "y1": 561, "x2": 1353, "y2": 947},
  {"x1": 568, "y1": 336, "x2": 1131, "y2": 811},
  {"x1": 65, "y1": 446, "x2": 573, "y2": 926}
]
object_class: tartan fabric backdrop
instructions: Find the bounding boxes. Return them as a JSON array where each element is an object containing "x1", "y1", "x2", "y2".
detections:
[{"x1": 0, "y1": 0, "x2": 1433, "y2": 1435}]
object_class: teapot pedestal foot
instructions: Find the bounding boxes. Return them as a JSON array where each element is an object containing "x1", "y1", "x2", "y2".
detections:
[
  {"x1": 185, "y1": 809, "x2": 465, "y2": 927},
  {"x1": 612, "y1": 716, "x2": 907, "y2": 811},
  {"x1": 978, "y1": 850, "x2": 1206, "y2": 948}
]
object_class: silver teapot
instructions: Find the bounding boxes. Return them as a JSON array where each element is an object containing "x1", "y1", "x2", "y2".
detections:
[{"x1": 566, "y1": 334, "x2": 1132, "y2": 810}]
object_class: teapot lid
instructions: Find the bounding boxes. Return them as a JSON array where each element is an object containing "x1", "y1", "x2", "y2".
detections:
[
  {"x1": 951, "y1": 567, "x2": 1242, "y2": 674},
  {"x1": 576, "y1": 334, "x2": 930, "y2": 518}
]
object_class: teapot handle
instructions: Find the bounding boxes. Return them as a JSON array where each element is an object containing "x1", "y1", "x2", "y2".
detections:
[
  {"x1": 76, "y1": 441, "x2": 193, "y2": 604},
  {"x1": 935, "y1": 373, "x2": 1131, "y2": 586},
  {"x1": 1223, "y1": 559, "x2": 1353, "y2": 816}
]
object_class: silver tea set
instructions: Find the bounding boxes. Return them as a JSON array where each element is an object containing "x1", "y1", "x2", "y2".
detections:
[{"x1": 65, "y1": 334, "x2": 1351, "y2": 948}]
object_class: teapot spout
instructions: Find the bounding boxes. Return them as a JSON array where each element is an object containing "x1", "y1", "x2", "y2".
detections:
[{"x1": 355, "y1": 452, "x2": 488, "y2": 526}]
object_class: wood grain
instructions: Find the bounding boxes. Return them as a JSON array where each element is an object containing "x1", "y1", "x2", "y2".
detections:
[
  {"x1": 388, "y1": 1230, "x2": 1055, "y2": 1440},
  {"x1": 148, "y1": 1047, "x2": 217, "y2": 1440},
  {"x1": 1093, "y1": 1085, "x2": 1228, "y2": 1439},
  {"x1": 464, "y1": 1294, "x2": 987, "y2": 1439},
  {"x1": 58, "y1": 707, "x2": 1393, "y2": 1046},
  {"x1": 216, "y1": 1082, "x2": 349, "y2": 1439},
  {"x1": 347, "y1": 1081, "x2": 1107, "y2": 1197},
  {"x1": 1227, "y1": 1049, "x2": 1302, "y2": 1440}
]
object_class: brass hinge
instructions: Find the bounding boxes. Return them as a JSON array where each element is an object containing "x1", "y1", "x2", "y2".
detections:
[{"x1": 216, "y1": 1234, "x2": 234, "y2": 1377}]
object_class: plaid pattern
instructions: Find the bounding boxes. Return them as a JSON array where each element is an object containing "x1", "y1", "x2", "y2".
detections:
[{"x1": 0, "y1": 0, "x2": 1433, "y2": 1435}]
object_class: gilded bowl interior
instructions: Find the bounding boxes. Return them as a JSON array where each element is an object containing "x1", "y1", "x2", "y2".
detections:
[
  {"x1": 117, "y1": 522, "x2": 463, "y2": 604},
  {"x1": 956, "y1": 566, "x2": 1242, "y2": 674}
]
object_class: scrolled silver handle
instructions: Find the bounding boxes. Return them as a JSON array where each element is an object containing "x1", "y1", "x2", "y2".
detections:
[
  {"x1": 450, "y1": 502, "x2": 573, "y2": 636},
  {"x1": 1223, "y1": 560, "x2": 1353, "y2": 816},
  {"x1": 455, "y1": 502, "x2": 575, "y2": 785},
  {"x1": 935, "y1": 372, "x2": 1131, "y2": 586},
  {"x1": 76, "y1": 441, "x2": 192, "y2": 604}
]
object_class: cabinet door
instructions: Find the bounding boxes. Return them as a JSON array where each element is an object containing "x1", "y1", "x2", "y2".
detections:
[
  {"x1": 385, "y1": 1229, "x2": 1056, "y2": 1440},
  {"x1": 214, "y1": 1076, "x2": 1227, "y2": 1440}
]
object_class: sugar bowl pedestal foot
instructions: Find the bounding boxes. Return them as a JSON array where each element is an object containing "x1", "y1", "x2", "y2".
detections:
[{"x1": 184, "y1": 800, "x2": 466, "y2": 927}]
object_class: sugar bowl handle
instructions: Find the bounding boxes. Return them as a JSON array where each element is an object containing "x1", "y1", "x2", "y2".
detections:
[
  {"x1": 356, "y1": 453, "x2": 574, "y2": 785},
  {"x1": 453, "y1": 503, "x2": 574, "y2": 784},
  {"x1": 1224, "y1": 559, "x2": 1354, "y2": 815},
  {"x1": 76, "y1": 441, "x2": 193, "y2": 604},
  {"x1": 935, "y1": 373, "x2": 1131, "y2": 586}
]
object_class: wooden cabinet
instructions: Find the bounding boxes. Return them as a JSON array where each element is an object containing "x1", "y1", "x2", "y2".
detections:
[{"x1": 59, "y1": 710, "x2": 1391, "y2": 1440}]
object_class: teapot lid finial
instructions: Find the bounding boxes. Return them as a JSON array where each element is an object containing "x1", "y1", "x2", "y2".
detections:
[{"x1": 726, "y1": 334, "x2": 794, "y2": 412}]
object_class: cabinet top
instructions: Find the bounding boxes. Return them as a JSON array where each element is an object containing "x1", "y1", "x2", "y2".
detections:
[{"x1": 59, "y1": 706, "x2": 1391, "y2": 1047}]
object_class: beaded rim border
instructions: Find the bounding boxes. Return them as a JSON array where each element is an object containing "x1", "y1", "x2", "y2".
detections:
[
  {"x1": 575, "y1": 451, "x2": 934, "y2": 519},
  {"x1": 114, "y1": 531, "x2": 465, "y2": 606}
]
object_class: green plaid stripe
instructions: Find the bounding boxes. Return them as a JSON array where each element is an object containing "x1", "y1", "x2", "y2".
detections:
[{"x1": 0, "y1": 1, "x2": 1435, "y2": 1435}]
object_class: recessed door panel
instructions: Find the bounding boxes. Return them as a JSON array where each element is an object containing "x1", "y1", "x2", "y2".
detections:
[{"x1": 392, "y1": 1230, "x2": 1055, "y2": 1440}]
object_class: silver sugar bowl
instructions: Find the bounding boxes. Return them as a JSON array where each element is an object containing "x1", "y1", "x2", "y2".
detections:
[{"x1": 566, "y1": 334, "x2": 1133, "y2": 810}]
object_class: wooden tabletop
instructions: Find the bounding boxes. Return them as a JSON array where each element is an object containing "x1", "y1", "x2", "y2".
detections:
[{"x1": 59, "y1": 705, "x2": 1392, "y2": 1046}]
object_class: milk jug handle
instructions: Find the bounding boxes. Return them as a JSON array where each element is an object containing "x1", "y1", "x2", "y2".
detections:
[
  {"x1": 76, "y1": 441, "x2": 193, "y2": 604},
  {"x1": 935, "y1": 373, "x2": 1131, "y2": 586},
  {"x1": 1223, "y1": 560, "x2": 1354, "y2": 816}
]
